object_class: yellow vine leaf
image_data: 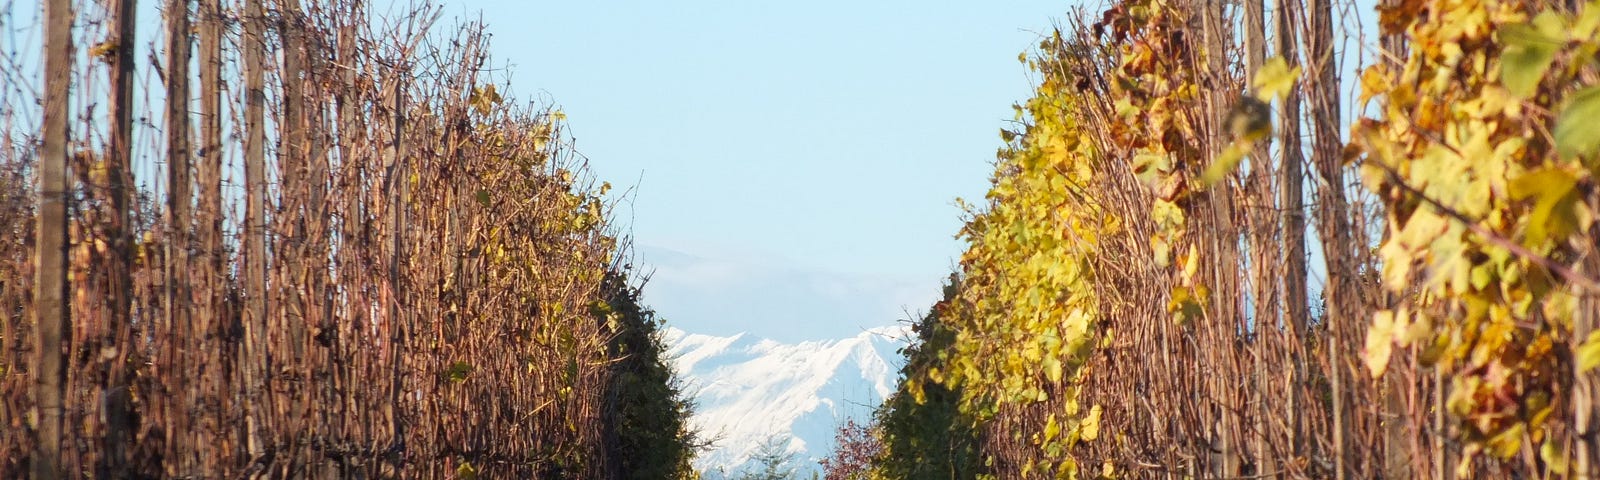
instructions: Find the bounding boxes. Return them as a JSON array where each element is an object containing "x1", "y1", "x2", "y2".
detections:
[
  {"x1": 1251, "y1": 57, "x2": 1301, "y2": 102},
  {"x1": 1543, "y1": 437, "x2": 1570, "y2": 475},
  {"x1": 1168, "y1": 286, "x2": 1203, "y2": 325},
  {"x1": 1509, "y1": 166, "x2": 1583, "y2": 246},
  {"x1": 1365, "y1": 310, "x2": 1400, "y2": 377},
  {"x1": 1152, "y1": 236, "x2": 1173, "y2": 267},
  {"x1": 89, "y1": 40, "x2": 119, "y2": 60},
  {"x1": 908, "y1": 377, "x2": 927, "y2": 405},
  {"x1": 1182, "y1": 245, "x2": 1200, "y2": 281},
  {"x1": 1578, "y1": 331, "x2": 1600, "y2": 372},
  {"x1": 1358, "y1": 65, "x2": 1392, "y2": 107},
  {"x1": 1487, "y1": 423, "x2": 1526, "y2": 459},
  {"x1": 1080, "y1": 405, "x2": 1102, "y2": 442},
  {"x1": 1133, "y1": 151, "x2": 1172, "y2": 187},
  {"x1": 1202, "y1": 143, "x2": 1249, "y2": 185}
]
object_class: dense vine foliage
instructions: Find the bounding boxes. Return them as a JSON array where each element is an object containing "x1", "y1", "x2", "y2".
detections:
[
  {"x1": 927, "y1": 28, "x2": 1110, "y2": 477},
  {"x1": 1099, "y1": 0, "x2": 1221, "y2": 326},
  {"x1": 878, "y1": 0, "x2": 1600, "y2": 476},
  {"x1": 1356, "y1": 0, "x2": 1600, "y2": 468}
]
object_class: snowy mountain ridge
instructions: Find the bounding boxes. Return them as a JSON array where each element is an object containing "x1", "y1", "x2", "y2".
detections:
[{"x1": 662, "y1": 325, "x2": 911, "y2": 477}]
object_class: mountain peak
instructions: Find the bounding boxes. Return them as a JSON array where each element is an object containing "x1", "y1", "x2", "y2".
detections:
[{"x1": 665, "y1": 327, "x2": 907, "y2": 477}]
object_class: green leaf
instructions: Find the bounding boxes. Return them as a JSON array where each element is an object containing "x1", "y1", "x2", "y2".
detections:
[
  {"x1": 1533, "y1": 10, "x2": 1570, "y2": 40},
  {"x1": 1500, "y1": 14, "x2": 1566, "y2": 99},
  {"x1": 1555, "y1": 86, "x2": 1600, "y2": 160},
  {"x1": 445, "y1": 361, "x2": 474, "y2": 383}
]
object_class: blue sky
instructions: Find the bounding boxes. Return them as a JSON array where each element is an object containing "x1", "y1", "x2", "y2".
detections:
[
  {"x1": 450, "y1": 1, "x2": 1069, "y2": 339},
  {"x1": 0, "y1": 0, "x2": 1378, "y2": 341},
  {"x1": 1, "y1": 0, "x2": 1066, "y2": 341}
]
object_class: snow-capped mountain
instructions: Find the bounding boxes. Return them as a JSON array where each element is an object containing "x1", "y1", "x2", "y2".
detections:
[{"x1": 662, "y1": 325, "x2": 911, "y2": 477}]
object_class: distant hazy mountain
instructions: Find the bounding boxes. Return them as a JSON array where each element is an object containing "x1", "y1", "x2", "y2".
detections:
[{"x1": 662, "y1": 325, "x2": 910, "y2": 478}]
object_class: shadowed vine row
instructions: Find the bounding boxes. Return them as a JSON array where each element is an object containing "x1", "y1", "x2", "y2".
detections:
[{"x1": 1, "y1": 0, "x2": 697, "y2": 478}]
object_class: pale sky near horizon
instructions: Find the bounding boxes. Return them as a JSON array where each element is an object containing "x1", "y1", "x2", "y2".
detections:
[{"x1": 451, "y1": 1, "x2": 1070, "y2": 339}]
